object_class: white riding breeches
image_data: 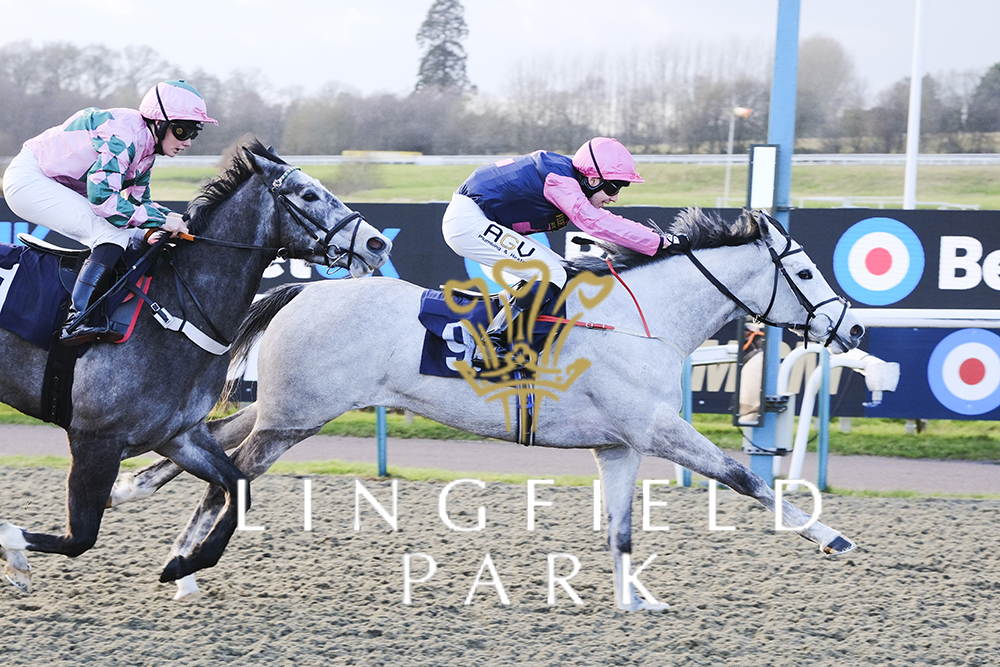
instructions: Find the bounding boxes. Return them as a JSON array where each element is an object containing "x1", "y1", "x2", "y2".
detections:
[
  {"x1": 3, "y1": 147, "x2": 134, "y2": 250},
  {"x1": 442, "y1": 193, "x2": 568, "y2": 289}
]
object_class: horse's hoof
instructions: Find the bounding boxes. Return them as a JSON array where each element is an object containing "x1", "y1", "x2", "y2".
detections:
[
  {"x1": 108, "y1": 473, "x2": 141, "y2": 509},
  {"x1": 616, "y1": 598, "x2": 670, "y2": 612},
  {"x1": 160, "y1": 557, "x2": 188, "y2": 583},
  {"x1": 3, "y1": 552, "x2": 32, "y2": 594},
  {"x1": 172, "y1": 574, "x2": 202, "y2": 601},
  {"x1": 822, "y1": 534, "x2": 857, "y2": 556},
  {"x1": 174, "y1": 588, "x2": 204, "y2": 602}
]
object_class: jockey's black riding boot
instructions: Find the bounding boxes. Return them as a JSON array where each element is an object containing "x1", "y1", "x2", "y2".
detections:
[
  {"x1": 60, "y1": 243, "x2": 126, "y2": 346},
  {"x1": 472, "y1": 282, "x2": 561, "y2": 369}
]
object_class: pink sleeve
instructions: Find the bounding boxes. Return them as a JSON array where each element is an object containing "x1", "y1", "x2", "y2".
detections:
[{"x1": 543, "y1": 173, "x2": 661, "y2": 256}]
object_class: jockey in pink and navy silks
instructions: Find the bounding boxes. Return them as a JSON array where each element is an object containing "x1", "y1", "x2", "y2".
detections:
[
  {"x1": 3, "y1": 79, "x2": 217, "y2": 345},
  {"x1": 442, "y1": 136, "x2": 664, "y2": 364}
]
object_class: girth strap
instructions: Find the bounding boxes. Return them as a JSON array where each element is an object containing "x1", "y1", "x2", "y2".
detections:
[{"x1": 127, "y1": 285, "x2": 231, "y2": 356}]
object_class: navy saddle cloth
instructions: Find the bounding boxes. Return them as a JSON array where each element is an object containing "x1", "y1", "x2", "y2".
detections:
[
  {"x1": 417, "y1": 288, "x2": 564, "y2": 378},
  {"x1": 0, "y1": 242, "x2": 153, "y2": 351}
]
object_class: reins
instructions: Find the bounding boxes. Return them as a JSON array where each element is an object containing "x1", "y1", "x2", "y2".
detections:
[
  {"x1": 119, "y1": 163, "x2": 373, "y2": 354},
  {"x1": 537, "y1": 214, "x2": 850, "y2": 351},
  {"x1": 265, "y1": 166, "x2": 367, "y2": 271},
  {"x1": 671, "y1": 218, "x2": 850, "y2": 348}
]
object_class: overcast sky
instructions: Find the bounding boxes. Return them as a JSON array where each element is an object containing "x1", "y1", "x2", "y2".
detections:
[{"x1": 2, "y1": 0, "x2": 998, "y2": 103}]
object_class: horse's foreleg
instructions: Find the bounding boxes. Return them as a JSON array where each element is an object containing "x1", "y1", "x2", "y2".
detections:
[
  {"x1": 162, "y1": 425, "x2": 320, "y2": 598},
  {"x1": 154, "y1": 425, "x2": 247, "y2": 585},
  {"x1": 646, "y1": 412, "x2": 855, "y2": 554},
  {"x1": 109, "y1": 404, "x2": 260, "y2": 509},
  {"x1": 593, "y1": 445, "x2": 668, "y2": 612},
  {"x1": 1, "y1": 438, "x2": 122, "y2": 592}
]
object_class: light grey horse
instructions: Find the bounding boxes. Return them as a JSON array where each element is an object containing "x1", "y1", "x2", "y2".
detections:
[
  {"x1": 0, "y1": 140, "x2": 391, "y2": 593},
  {"x1": 113, "y1": 209, "x2": 864, "y2": 608}
]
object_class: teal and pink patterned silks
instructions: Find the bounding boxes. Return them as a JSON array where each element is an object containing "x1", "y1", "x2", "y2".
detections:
[{"x1": 24, "y1": 107, "x2": 171, "y2": 228}]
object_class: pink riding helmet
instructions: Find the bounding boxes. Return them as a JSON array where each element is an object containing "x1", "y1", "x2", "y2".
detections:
[
  {"x1": 572, "y1": 137, "x2": 644, "y2": 183},
  {"x1": 139, "y1": 80, "x2": 218, "y2": 125}
]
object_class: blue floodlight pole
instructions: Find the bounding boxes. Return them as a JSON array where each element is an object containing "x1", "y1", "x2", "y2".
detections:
[{"x1": 748, "y1": 0, "x2": 801, "y2": 486}]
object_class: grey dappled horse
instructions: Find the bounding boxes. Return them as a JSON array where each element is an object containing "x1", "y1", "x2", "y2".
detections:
[
  {"x1": 115, "y1": 209, "x2": 864, "y2": 609},
  {"x1": 0, "y1": 140, "x2": 391, "y2": 593}
]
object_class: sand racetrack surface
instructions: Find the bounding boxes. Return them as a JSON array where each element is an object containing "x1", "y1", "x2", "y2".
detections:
[{"x1": 1, "y1": 466, "x2": 997, "y2": 666}]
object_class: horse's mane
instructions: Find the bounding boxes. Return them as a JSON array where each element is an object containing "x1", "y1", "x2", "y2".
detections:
[
  {"x1": 185, "y1": 138, "x2": 288, "y2": 233},
  {"x1": 565, "y1": 207, "x2": 760, "y2": 279}
]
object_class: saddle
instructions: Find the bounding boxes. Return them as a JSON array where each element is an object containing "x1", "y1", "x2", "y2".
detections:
[
  {"x1": 14, "y1": 234, "x2": 156, "y2": 347},
  {"x1": 417, "y1": 285, "x2": 564, "y2": 379},
  {"x1": 0, "y1": 234, "x2": 158, "y2": 427},
  {"x1": 417, "y1": 285, "x2": 569, "y2": 447}
]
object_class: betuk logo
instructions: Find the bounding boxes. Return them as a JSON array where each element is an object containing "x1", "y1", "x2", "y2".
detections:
[{"x1": 443, "y1": 259, "x2": 613, "y2": 440}]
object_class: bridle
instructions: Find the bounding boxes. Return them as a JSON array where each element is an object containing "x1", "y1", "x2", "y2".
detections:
[
  {"x1": 265, "y1": 166, "x2": 368, "y2": 272},
  {"x1": 179, "y1": 165, "x2": 370, "y2": 275},
  {"x1": 671, "y1": 216, "x2": 850, "y2": 348}
]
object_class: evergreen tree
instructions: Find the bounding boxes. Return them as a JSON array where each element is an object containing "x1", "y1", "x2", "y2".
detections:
[
  {"x1": 966, "y1": 63, "x2": 1000, "y2": 132},
  {"x1": 415, "y1": 0, "x2": 473, "y2": 93}
]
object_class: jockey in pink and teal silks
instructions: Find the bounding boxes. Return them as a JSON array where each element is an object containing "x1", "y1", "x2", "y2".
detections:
[
  {"x1": 442, "y1": 137, "x2": 665, "y2": 364},
  {"x1": 3, "y1": 79, "x2": 217, "y2": 345}
]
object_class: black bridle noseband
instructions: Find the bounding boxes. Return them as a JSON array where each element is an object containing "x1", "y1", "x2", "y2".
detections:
[
  {"x1": 672, "y1": 215, "x2": 850, "y2": 348},
  {"x1": 266, "y1": 166, "x2": 367, "y2": 272}
]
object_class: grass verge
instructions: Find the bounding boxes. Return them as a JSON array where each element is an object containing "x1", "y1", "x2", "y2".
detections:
[{"x1": 4, "y1": 405, "x2": 999, "y2": 461}]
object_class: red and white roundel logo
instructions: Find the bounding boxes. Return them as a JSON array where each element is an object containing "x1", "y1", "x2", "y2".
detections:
[
  {"x1": 833, "y1": 218, "x2": 925, "y2": 306},
  {"x1": 846, "y1": 231, "x2": 910, "y2": 291},
  {"x1": 928, "y1": 329, "x2": 1000, "y2": 415}
]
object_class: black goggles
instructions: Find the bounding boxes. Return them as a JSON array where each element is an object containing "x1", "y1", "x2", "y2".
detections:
[
  {"x1": 169, "y1": 122, "x2": 202, "y2": 141},
  {"x1": 600, "y1": 179, "x2": 630, "y2": 196}
]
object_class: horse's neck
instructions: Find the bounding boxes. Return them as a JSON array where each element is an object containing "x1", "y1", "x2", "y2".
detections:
[
  {"x1": 588, "y1": 246, "x2": 761, "y2": 355},
  {"x1": 157, "y1": 186, "x2": 278, "y2": 338}
]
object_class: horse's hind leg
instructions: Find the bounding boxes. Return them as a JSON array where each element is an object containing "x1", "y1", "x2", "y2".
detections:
[
  {"x1": 109, "y1": 404, "x2": 261, "y2": 508},
  {"x1": 593, "y1": 445, "x2": 669, "y2": 612},
  {"x1": 646, "y1": 412, "x2": 854, "y2": 554},
  {"x1": 108, "y1": 458, "x2": 183, "y2": 508}
]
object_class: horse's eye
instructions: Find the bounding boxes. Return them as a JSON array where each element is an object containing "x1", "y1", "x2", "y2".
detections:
[
  {"x1": 302, "y1": 192, "x2": 319, "y2": 202},
  {"x1": 797, "y1": 269, "x2": 813, "y2": 280}
]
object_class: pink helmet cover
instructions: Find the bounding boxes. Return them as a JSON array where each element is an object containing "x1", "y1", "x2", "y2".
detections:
[
  {"x1": 572, "y1": 137, "x2": 643, "y2": 183},
  {"x1": 139, "y1": 80, "x2": 218, "y2": 125}
]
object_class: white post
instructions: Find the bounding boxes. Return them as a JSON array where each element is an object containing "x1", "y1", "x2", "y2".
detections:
[
  {"x1": 903, "y1": 0, "x2": 925, "y2": 210},
  {"x1": 723, "y1": 107, "x2": 752, "y2": 203}
]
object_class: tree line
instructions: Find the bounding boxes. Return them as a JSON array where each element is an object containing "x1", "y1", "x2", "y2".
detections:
[{"x1": 2, "y1": 38, "x2": 999, "y2": 158}]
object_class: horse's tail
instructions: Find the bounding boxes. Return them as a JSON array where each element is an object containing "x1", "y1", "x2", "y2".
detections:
[{"x1": 223, "y1": 283, "x2": 309, "y2": 397}]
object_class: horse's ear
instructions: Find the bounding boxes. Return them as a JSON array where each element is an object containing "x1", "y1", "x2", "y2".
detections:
[
  {"x1": 750, "y1": 209, "x2": 775, "y2": 242},
  {"x1": 242, "y1": 146, "x2": 264, "y2": 174}
]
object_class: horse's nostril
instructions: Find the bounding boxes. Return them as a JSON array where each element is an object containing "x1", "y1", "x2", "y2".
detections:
[
  {"x1": 851, "y1": 324, "x2": 864, "y2": 338},
  {"x1": 367, "y1": 238, "x2": 385, "y2": 252}
]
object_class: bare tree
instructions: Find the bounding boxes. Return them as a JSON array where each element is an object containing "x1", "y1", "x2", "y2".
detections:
[{"x1": 796, "y1": 36, "x2": 864, "y2": 143}]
